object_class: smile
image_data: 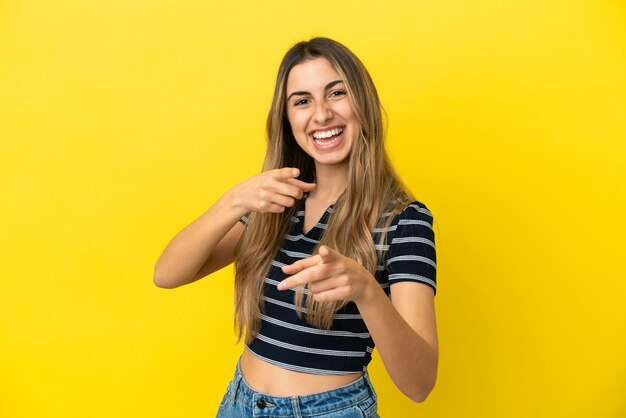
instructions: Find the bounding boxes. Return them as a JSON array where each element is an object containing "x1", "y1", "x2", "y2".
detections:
[
  {"x1": 309, "y1": 126, "x2": 345, "y2": 150},
  {"x1": 312, "y1": 127, "x2": 343, "y2": 139}
]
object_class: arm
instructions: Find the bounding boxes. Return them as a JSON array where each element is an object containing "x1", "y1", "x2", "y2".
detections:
[
  {"x1": 360, "y1": 202, "x2": 438, "y2": 401},
  {"x1": 153, "y1": 192, "x2": 246, "y2": 289},
  {"x1": 355, "y1": 281, "x2": 438, "y2": 402},
  {"x1": 279, "y1": 248, "x2": 437, "y2": 402},
  {"x1": 153, "y1": 167, "x2": 316, "y2": 289}
]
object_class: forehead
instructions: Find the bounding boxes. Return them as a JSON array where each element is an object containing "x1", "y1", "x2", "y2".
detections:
[{"x1": 286, "y1": 57, "x2": 342, "y2": 93}]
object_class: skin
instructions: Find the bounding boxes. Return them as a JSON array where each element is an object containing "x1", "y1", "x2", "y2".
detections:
[
  {"x1": 285, "y1": 56, "x2": 356, "y2": 171},
  {"x1": 154, "y1": 57, "x2": 438, "y2": 402}
]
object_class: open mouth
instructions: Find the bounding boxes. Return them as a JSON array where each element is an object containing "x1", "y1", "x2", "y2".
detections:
[{"x1": 310, "y1": 127, "x2": 344, "y2": 148}]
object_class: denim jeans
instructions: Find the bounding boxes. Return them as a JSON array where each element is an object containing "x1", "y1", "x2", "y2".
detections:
[{"x1": 216, "y1": 359, "x2": 379, "y2": 417}]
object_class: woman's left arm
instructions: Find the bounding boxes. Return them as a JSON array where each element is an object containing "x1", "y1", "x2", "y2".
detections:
[
  {"x1": 356, "y1": 278, "x2": 438, "y2": 402},
  {"x1": 279, "y1": 246, "x2": 438, "y2": 402}
]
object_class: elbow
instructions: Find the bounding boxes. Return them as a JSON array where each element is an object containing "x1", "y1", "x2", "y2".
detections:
[
  {"x1": 153, "y1": 276, "x2": 174, "y2": 289},
  {"x1": 407, "y1": 383, "x2": 435, "y2": 403},
  {"x1": 405, "y1": 371, "x2": 437, "y2": 403},
  {"x1": 153, "y1": 264, "x2": 182, "y2": 289},
  {"x1": 409, "y1": 388, "x2": 432, "y2": 403},
  {"x1": 153, "y1": 272, "x2": 173, "y2": 289}
]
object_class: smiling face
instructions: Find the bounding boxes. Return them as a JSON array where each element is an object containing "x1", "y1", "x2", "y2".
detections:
[{"x1": 285, "y1": 57, "x2": 358, "y2": 169}]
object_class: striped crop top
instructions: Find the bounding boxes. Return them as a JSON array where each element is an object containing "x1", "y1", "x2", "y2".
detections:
[{"x1": 240, "y1": 199, "x2": 437, "y2": 375}]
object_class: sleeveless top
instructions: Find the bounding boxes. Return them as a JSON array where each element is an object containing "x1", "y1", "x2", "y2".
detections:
[{"x1": 240, "y1": 199, "x2": 437, "y2": 375}]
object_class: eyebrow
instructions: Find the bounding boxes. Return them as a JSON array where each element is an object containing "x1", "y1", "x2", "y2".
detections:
[{"x1": 286, "y1": 80, "x2": 345, "y2": 102}]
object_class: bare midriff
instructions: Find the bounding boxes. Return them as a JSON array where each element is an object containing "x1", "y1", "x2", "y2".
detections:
[{"x1": 240, "y1": 347, "x2": 364, "y2": 396}]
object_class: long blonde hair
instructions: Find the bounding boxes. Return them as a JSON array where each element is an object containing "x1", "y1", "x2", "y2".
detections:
[{"x1": 234, "y1": 37, "x2": 413, "y2": 344}]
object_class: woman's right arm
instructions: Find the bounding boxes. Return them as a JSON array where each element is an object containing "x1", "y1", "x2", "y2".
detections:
[
  {"x1": 153, "y1": 167, "x2": 315, "y2": 289},
  {"x1": 153, "y1": 190, "x2": 246, "y2": 289}
]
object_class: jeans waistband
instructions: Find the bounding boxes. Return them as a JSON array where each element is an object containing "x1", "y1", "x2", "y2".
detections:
[{"x1": 226, "y1": 357, "x2": 377, "y2": 416}]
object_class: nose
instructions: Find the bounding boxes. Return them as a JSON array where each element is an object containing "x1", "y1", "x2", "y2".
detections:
[{"x1": 313, "y1": 100, "x2": 333, "y2": 123}]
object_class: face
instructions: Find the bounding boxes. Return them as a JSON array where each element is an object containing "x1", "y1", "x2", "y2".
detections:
[{"x1": 285, "y1": 57, "x2": 358, "y2": 169}]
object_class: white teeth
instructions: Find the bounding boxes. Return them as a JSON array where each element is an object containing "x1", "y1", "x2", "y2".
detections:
[
  {"x1": 315, "y1": 135, "x2": 340, "y2": 145},
  {"x1": 312, "y1": 127, "x2": 343, "y2": 140}
]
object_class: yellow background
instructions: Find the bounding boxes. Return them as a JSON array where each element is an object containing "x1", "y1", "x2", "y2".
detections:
[{"x1": 1, "y1": 0, "x2": 625, "y2": 416}]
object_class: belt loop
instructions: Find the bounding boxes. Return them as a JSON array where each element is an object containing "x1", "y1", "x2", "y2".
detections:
[
  {"x1": 227, "y1": 358, "x2": 244, "y2": 405},
  {"x1": 228, "y1": 373, "x2": 242, "y2": 404},
  {"x1": 363, "y1": 369, "x2": 377, "y2": 401},
  {"x1": 291, "y1": 396, "x2": 302, "y2": 418}
]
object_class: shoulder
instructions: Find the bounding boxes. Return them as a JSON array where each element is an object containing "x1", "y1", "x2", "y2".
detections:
[
  {"x1": 374, "y1": 200, "x2": 435, "y2": 237},
  {"x1": 387, "y1": 199, "x2": 435, "y2": 239},
  {"x1": 391, "y1": 201, "x2": 434, "y2": 227},
  {"x1": 384, "y1": 200, "x2": 437, "y2": 294}
]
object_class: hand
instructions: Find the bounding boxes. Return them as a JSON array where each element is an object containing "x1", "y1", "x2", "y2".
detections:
[
  {"x1": 232, "y1": 167, "x2": 316, "y2": 214},
  {"x1": 278, "y1": 246, "x2": 377, "y2": 304}
]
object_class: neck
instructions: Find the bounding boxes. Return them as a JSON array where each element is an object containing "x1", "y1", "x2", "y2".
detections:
[{"x1": 309, "y1": 162, "x2": 349, "y2": 203}]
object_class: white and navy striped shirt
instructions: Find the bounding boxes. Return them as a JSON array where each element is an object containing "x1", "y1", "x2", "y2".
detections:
[{"x1": 242, "y1": 199, "x2": 437, "y2": 375}]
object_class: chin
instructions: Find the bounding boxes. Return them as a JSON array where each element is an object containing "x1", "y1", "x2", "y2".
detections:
[{"x1": 312, "y1": 155, "x2": 350, "y2": 167}]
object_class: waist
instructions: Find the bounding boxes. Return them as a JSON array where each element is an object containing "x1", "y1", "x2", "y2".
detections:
[{"x1": 240, "y1": 347, "x2": 365, "y2": 396}]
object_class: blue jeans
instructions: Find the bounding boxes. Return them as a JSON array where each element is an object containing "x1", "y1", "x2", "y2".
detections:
[{"x1": 216, "y1": 359, "x2": 379, "y2": 417}]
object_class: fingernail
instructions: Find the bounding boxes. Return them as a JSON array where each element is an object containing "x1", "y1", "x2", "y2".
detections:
[{"x1": 277, "y1": 282, "x2": 285, "y2": 290}]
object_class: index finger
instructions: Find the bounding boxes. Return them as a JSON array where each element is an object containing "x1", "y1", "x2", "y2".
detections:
[
  {"x1": 281, "y1": 254, "x2": 323, "y2": 275},
  {"x1": 274, "y1": 167, "x2": 300, "y2": 181},
  {"x1": 278, "y1": 262, "x2": 325, "y2": 290},
  {"x1": 285, "y1": 178, "x2": 317, "y2": 193},
  {"x1": 317, "y1": 245, "x2": 337, "y2": 262}
]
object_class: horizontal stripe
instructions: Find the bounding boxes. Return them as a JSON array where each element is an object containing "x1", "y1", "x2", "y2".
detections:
[
  {"x1": 271, "y1": 260, "x2": 287, "y2": 269},
  {"x1": 386, "y1": 255, "x2": 437, "y2": 269},
  {"x1": 256, "y1": 334, "x2": 365, "y2": 357},
  {"x1": 284, "y1": 233, "x2": 320, "y2": 244},
  {"x1": 264, "y1": 277, "x2": 310, "y2": 294},
  {"x1": 263, "y1": 296, "x2": 306, "y2": 313},
  {"x1": 260, "y1": 314, "x2": 370, "y2": 338},
  {"x1": 262, "y1": 296, "x2": 362, "y2": 319},
  {"x1": 398, "y1": 219, "x2": 432, "y2": 228},
  {"x1": 390, "y1": 236, "x2": 435, "y2": 248},
  {"x1": 373, "y1": 210, "x2": 432, "y2": 232},
  {"x1": 407, "y1": 204, "x2": 433, "y2": 218},
  {"x1": 388, "y1": 273, "x2": 436, "y2": 289},
  {"x1": 372, "y1": 224, "x2": 397, "y2": 233},
  {"x1": 333, "y1": 312, "x2": 363, "y2": 320},
  {"x1": 279, "y1": 248, "x2": 312, "y2": 259},
  {"x1": 246, "y1": 349, "x2": 358, "y2": 375}
]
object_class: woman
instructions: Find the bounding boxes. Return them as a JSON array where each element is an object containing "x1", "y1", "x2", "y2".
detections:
[{"x1": 154, "y1": 37, "x2": 438, "y2": 417}]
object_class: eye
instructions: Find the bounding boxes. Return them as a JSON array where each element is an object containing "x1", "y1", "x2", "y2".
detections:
[
  {"x1": 294, "y1": 98, "x2": 310, "y2": 106},
  {"x1": 330, "y1": 90, "x2": 347, "y2": 98}
]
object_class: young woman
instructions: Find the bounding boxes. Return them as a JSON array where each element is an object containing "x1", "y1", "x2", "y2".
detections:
[{"x1": 154, "y1": 37, "x2": 438, "y2": 417}]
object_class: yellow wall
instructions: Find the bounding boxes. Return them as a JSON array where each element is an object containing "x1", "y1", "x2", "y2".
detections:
[{"x1": 1, "y1": 1, "x2": 625, "y2": 416}]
